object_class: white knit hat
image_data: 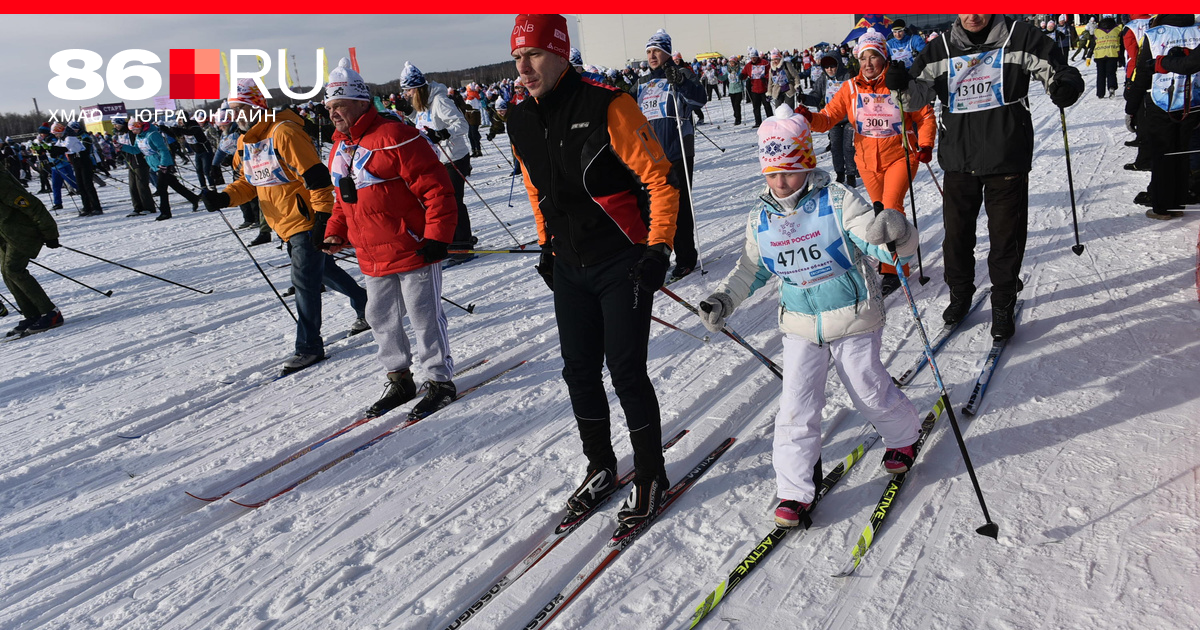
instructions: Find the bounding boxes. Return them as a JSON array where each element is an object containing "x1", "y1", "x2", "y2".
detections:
[{"x1": 324, "y1": 57, "x2": 371, "y2": 103}]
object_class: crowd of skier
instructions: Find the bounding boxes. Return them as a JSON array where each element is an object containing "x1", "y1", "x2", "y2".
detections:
[{"x1": 2, "y1": 13, "x2": 1199, "y2": 532}]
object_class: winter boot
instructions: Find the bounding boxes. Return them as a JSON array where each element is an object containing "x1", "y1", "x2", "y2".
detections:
[
  {"x1": 6, "y1": 318, "x2": 35, "y2": 337},
  {"x1": 366, "y1": 369, "x2": 417, "y2": 417},
  {"x1": 409, "y1": 379, "x2": 457, "y2": 420},
  {"x1": 248, "y1": 233, "x2": 271, "y2": 246},
  {"x1": 281, "y1": 352, "x2": 325, "y2": 375},
  {"x1": 350, "y1": 317, "x2": 371, "y2": 335},
  {"x1": 835, "y1": 172, "x2": 845, "y2": 184},
  {"x1": 882, "y1": 445, "x2": 915, "y2": 474},
  {"x1": 155, "y1": 211, "x2": 172, "y2": 221},
  {"x1": 880, "y1": 273, "x2": 902, "y2": 297},
  {"x1": 774, "y1": 499, "x2": 812, "y2": 528},
  {"x1": 668, "y1": 263, "x2": 695, "y2": 283},
  {"x1": 565, "y1": 465, "x2": 619, "y2": 517},
  {"x1": 26, "y1": 309, "x2": 64, "y2": 334},
  {"x1": 51, "y1": 204, "x2": 63, "y2": 210},
  {"x1": 845, "y1": 174, "x2": 857, "y2": 188},
  {"x1": 1145, "y1": 209, "x2": 1184, "y2": 220},
  {"x1": 616, "y1": 472, "x2": 669, "y2": 529},
  {"x1": 942, "y1": 289, "x2": 974, "y2": 325},
  {"x1": 1134, "y1": 191, "x2": 1151, "y2": 207},
  {"x1": 991, "y1": 296, "x2": 1018, "y2": 341}
]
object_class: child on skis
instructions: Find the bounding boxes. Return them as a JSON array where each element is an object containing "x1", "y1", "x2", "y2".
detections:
[{"x1": 698, "y1": 105, "x2": 922, "y2": 528}]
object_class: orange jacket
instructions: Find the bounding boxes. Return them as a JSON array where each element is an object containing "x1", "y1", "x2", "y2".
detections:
[
  {"x1": 809, "y1": 69, "x2": 936, "y2": 174},
  {"x1": 224, "y1": 108, "x2": 333, "y2": 242}
]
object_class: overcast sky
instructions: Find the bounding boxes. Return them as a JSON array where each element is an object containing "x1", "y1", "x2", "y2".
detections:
[{"x1": 3, "y1": 14, "x2": 580, "y2": 116}]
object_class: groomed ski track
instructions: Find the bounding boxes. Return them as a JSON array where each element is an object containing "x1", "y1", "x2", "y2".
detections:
[{"x1": 1, "y1": 54, "x2": 1198, "y2": 629}]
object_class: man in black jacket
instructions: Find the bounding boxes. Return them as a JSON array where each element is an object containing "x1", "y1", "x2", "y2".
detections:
[
  {"x1": 1125, "y1": 15, "x2": 1200, "y2": 219},
  {"x1": 888, "y1": 13, "x2": 1083, "y2": 340},
  {"x1": 508, "y1": 13, "x2": 680, "y2": 529}
]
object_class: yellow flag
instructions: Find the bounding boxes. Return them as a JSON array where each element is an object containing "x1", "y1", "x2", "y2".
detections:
[
  {"x1": 282, "y1": 48, "x2": 293, "y2": 87},
  {"x1": 319, "y1": 48, "x2": 329, "y2": 83},
  {"x1": 221, "y1": 51, "x2": 231, "y2": 93}
]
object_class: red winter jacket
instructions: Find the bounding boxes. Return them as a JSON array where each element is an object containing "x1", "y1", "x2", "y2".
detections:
[
  {"x1": 741, "y1": 59, "x2": 770, "y2": 93},
  {"x1": 325, "y1": 108, "x2": 457, "y2": 276}
]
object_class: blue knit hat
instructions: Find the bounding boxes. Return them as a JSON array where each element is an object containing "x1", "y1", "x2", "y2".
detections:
[
  {"x1": 400, "y1": 62, "x2": 427, "y2": 89},
  {"x1": 646, "y1": 29, "x2": 672, "y2": 55},
  {"x1": 570, "y1": 47, "x2": 583, "y2": 66}
]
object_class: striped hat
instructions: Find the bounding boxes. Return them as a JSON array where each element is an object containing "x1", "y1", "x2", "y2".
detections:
[{"x1": 646, "y1": 29, "x2": 672, "y2": 55}]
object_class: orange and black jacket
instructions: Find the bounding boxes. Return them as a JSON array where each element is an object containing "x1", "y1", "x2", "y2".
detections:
[{"x1": 509, "y1": 67, "x2": 678, "y2": 268}]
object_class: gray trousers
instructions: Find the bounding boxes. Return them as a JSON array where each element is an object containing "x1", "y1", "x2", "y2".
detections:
[{"x1": 364, "y1": 263, "x2": 453, "y2": 382}]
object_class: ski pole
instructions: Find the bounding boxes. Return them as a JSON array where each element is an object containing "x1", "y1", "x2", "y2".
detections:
[
  {"x1": 872, "y1": 200, "x2": 998, "y2": 539},
  {"x1": 924, "y1": 162, "x2": 944, "y2": 197},
  {"x1": 1059, "y1": 107, "x2": 1085, "y2": 256},
  {"x1": 1163, "y1": 148, "x2": 1200, "y2": 156},
  {"x1": 507, "y1": 172, "x2": 517, "y2": 208},
  {"x1": 215, "y1": 209, "x2": 296, "y2": 322},
  {"x1": 693, "y1": 124, "x2": 726, "y2": 153},
  {"x1": 62, "y1": 246, "x2": 213, "y2": 295},
  {"x1": 651, "y1": 314, "x2": 709, "y2": 343},
  {"x1": 436, "y1": 144, "x2": 524, "y2": 248},
  {"x1": 488, "y1": 138, "x2": 514, "y2": 167},
  {"x1": 448, "y1": 248, "x2": 540, "y2": 255},
  {"x1": 659, "y1": 286, "x2": 782, "y2": 379},
  {"x1": 442, "y1": 295, "x2": 475, "y2": 314},
  {"x1": 28, "y1": 260, "x2": 113, "y2": 297},
  {"x1": 896, "y1": 98, "x2": 930, "y2": 285},
  {"x1": 0, "y1": 292, "x2": 17, "y2": 314},
  {"x1": 671, "y1": 86, "x2": 705, "y2": 278}
]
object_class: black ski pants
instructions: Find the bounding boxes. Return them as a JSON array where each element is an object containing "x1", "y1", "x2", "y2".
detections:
[
  {"x1": 730, "y1": 92, "x2": 743, "y2": 125},
  {"x1": 70, "y1": 155, "x2": 102, "y2": 214},
  {"x1": 749, "y1": 91, "x2": 768, "y2": 127},
  {"x1": 669, "y1": 134, "x2": 698, "y2": 271},
  {"x1": 554, "y1": 244, "x2": 665, "y2": 482},
  {"x1": 444, "y1": 155, "x2": 473, "y2": 245},
  {"x1": 1141, "y1": 107, "x2": 1200, "y2": 213},
  {"x1": 941, "y1": 171, "x2": 1028, "y2": 307},
  {"x1": 154, "y1": 169, "x2": 199, "y2": 216}
]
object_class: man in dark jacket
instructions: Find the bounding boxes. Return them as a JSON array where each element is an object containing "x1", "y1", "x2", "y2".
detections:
[
  {"x1": 508, "y1": 13, "x2": 680, "y2": 529},
  {"x1": 637, "y1": 28, "x2": 707, "y2": 280},
  {"x1": 1124, "y1": 14, "x2": 1200, "y2": 219},
  {"x1": 1, "y1": 169, "x2": 63, "y2": 336},
  {"x1": 889, "y1": 13, "x2": 1083, "y2": 340}
]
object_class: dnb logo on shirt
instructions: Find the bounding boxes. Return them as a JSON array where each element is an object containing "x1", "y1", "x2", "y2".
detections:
[{"x1": 48, "y1": 48, "x2": 327, "y2": 102}]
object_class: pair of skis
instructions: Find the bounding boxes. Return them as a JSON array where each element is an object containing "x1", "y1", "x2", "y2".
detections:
[{"x1": 186, "y1": 358, "x2": 517, "y2": 508}]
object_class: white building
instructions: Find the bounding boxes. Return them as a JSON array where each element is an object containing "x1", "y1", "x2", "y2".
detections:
[{"x1": 575, "y1": 14, "x2": 856, "y2": 67}]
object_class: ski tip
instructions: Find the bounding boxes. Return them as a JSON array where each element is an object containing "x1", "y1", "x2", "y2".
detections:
[
  {"x1": 185, "y1": 491, "x2": 221, "y2": 502},
  {"x1": 976, "y1": 522, "x2": 1000, "y2": 539},
  {"x1": 960, "y1": 407, "x2": 975, "y2": 418},
  {"x1": 230, "y1": 499, "x2": 263, "y2": 509},
  {"x1": 117, "y1": 434, "x2": 143, "y2": 440}
]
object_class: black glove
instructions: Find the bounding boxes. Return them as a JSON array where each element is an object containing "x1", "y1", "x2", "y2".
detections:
[
  {"x1": 158, "y1": 164, "x2": 176, "y2": 175},
  {"x1": 884, "y1": 61, "x2": 911, "y2": 91},
  {"x1": 629, "y1": 243, "x2": 671, "y2": 293},
  {"x1": 664, "y1": 64, "x2": 685, "y2": 86},
  {"x1": 426, "y1": 128, "x2": 451, "y2": 143},
  {"x1": 1048, "y1": 80, "x2": 1082, "y2": 108},
  {"x1": 395, "y1": 99, "x2": 414, "y2": 116},
  {"x1": 535, "y1": 243, "x2": 554, "y2": 291},
  {"x1": 311, "y1": 212, "x2": 329, "y2": 243},
  {"x1": 49, "y1": 146, "x2": 68, "y2": 158},
  {"x1": 200, "y1": 189, "x2": 230, "y2": 212},
  {"x1": 44, "y1": 238, "x2": 61, "y2": 249},
  {"x1": 207, "y1": 166, "x2": 225, "y2": 186},
  {"x1": 417, "y1": 238, "x2": 449, "y2": 263}
]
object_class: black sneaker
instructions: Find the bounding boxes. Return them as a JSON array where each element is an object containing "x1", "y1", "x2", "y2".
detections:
[
  {"x1": 880, "y1": 273, "x2": 902, "y2": 297},
  {"x1": 616, "y1": 473, "x2": 669, "y2": 529},
  {"x1": 565, "y1": 465, "x2": 618, "y2": 518},
  {"x1": 26, "y1": 309, "x2": 63, "y2": 333},
  {"x1": 6, "y1": 318, "x2": 35, "y2": 337},
  {"x1": 943, "y1": 290, "x2": 974, "y2": 325},
  {"x1": 845, "y1": 174, "x2": 857, "y2": 188},
  {"x1": 281, "y1": 352, "x2": 325, "y2": 375},
  {"x1": 409, "y1": 380, "x2": 456, "y2": 420},
  {"x1": 51, "y1": 204, "x2": 63, "y2": 210},
  {"x1": 991, "y1": 297, "x2": 1017, "y2": 341},
  {"x1": 668, "y1": 264, "x2": 695, "y2": 282},
  {"x1": 349, "y1": 317, "x2": 371, "y2": 335},
  {"x1": 835, "y1": 172, "x2": 845, "y2": 184},
  {"x1": 366, "y1": 370, "x2": 416, "y2": 417}
]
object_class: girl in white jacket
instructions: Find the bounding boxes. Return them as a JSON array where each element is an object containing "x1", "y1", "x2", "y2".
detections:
[
  {"x1": 401, "y1": 62, "x2": 475, "y2": 253},
  {"x1": 698, "y1": 105, "x2": 921, "y2": 528}
]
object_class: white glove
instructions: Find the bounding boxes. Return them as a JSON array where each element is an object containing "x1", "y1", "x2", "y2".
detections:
[
  {"x1": 864, "y1": 207, "x2": 913, "y2": 246},
  {"x1": 698, "y1": 292, "x2": 734, "y2": 333}
]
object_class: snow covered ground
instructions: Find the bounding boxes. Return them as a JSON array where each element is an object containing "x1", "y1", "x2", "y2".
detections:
[{"x1": 2, "y1": 58, "x2": 1199, "y2": 630}]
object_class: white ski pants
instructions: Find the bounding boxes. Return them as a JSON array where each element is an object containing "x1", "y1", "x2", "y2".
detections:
[
  {"x1": 775, "y1": 329, "x2": 920, "y2": 502},
  {"x1": 364, "y1": 264, "x2": 454, "y2": 382}
]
